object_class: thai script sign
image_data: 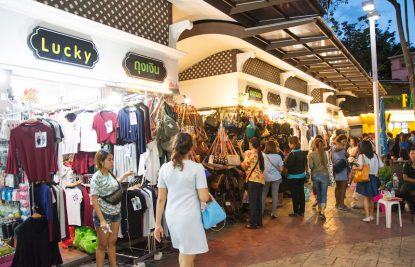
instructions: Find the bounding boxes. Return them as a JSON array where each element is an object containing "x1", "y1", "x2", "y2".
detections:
[
  {"x1": 28, "y1": 27, "x2": 99, "y2": 68},
  {"x1": 123, "y1": 52, "x2": 167, "y2": 83},
  {"x1": 246, "y1": 86, "x2": 263, "y2": 102}
]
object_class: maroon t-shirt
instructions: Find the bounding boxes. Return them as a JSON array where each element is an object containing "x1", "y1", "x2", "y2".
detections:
[
  {"x1": 92, "y1": 111, "x2": 119, "y2": 144},
  {"x1": 6, "y1": 121, "x2": 58, "y2": 181}
]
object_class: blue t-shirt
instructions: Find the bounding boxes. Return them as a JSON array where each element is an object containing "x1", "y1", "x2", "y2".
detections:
[
  {"x1": 332, "y1": 148, "x2": 348, "y2": 181},
  {"x1": 263, "y1": 153, "x2": 283, "y2": 182},
  {"x1": 399, "y1": 141, "x2": 411, "y2": 150}
]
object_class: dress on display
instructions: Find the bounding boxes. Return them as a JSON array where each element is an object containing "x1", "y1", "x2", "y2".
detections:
[{"x1": 300, "y1": 124, "x2": 309, "y2": 151}]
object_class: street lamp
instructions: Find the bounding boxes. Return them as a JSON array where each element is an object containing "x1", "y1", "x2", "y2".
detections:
[{"x1": 362, "y1": 0, "x2": 380, "y2": 155}]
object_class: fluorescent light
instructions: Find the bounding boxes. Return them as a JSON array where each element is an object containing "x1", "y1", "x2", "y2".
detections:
[{"x1": 362, "y1": 0, "x2": 375, "y2": 12}]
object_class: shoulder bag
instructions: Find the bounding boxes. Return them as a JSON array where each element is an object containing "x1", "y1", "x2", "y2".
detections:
[
  {"x1": 353, "y1": 155, "x2": 370, "y2": 183},
  {"x1": 101, "y1": 174, "x2": 125, "y2": 205}
]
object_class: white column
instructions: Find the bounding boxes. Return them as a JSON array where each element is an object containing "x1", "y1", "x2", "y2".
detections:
[{"x1": 369, "y1": 18, "x2": 380, "y2": 155}]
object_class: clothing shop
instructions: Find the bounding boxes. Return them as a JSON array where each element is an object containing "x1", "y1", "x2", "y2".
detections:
[{"x1": 0, "y1": 0, "x2": 184, "y2": 265}]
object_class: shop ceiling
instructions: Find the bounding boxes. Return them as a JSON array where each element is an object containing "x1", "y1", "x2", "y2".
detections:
[{"x1": 177, "y1": 0, "x2": 386, "y2": 97}]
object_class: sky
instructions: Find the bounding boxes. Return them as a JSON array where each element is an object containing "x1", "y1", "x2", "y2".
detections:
[{"x1": 332, "y1": 0, "x2": 415, "y2": 46}]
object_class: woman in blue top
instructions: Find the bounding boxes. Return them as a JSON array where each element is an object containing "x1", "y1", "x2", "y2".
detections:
[
  {"x1": 331, "y1": 135, "x2": 350, "y2": 211},
  {"x1": 262, "y1": 141, "x2": 284, "y2": 219}
]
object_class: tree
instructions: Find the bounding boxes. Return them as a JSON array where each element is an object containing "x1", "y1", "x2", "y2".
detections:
[
  {"x1": 387, "y1": 0, "x2": 415, "y2": 110},
  {"x1": 329, "y1": 17, "x2": 400, "y2": 80}
]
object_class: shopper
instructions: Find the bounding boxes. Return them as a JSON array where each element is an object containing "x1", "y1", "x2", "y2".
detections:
[
  {"x1": 387, "y1": 132, "x2": 395, "y2": 159},
  {"x1": 399, "y1": 133, "x2": 411, "y2": 160},
  {"x1": 401, "y1": 147, "x2": 415, "y2": 214},
  {"x1": 242, "y1": 137, "x2": 265, "y2": 229},
  {"x1": 354, "y1": 140, "x2": 384, "y2": 222},
  {"x1": 285, "y1": 136, "x2": 307, "y2": 217},
  {"x1": 229, "y1": 133, "x2": 244, "y2": 161},
  {"x1": 91, "y1": 149, "x2": 134, "y2": 267},
  {"x1": 347, "y1": 137, "x2": 359, "y2": 163},
  {"x1": 262, "y1": 141, "x2": 284, "y2": 219},
  {"x1": 332, "y1": 135, "x2": 350, "y2": 211},
  {"x1": 154, "y1": 133, "x2": 209, "y2": 267},
  {"x1": 308, "y1": 138, "x2": 329, "y2": 220}
]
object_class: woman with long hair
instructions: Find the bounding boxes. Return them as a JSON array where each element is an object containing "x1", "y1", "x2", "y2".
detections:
[
  {"x1": 285, "y1": 136, "x2": 307, "y2": 217},
  {"x1": 308, "y1": 138, "x2": 329, "y2": 220},
  {"x1": 354, "y1": 140, "x2": 384, "y2": 222},
  {"x1": 154, "y1": 133, "x2": 210, "y2": 267},
  {"x1": 91, "y1": 149, "x2": 134, "y2": 267},
  {"x1": 347, "y1": 136, "x2": 359, "y2": 163},
  {"x1": 262, "y1": 141, "x2": 284, "y2": 219},
  {"x1": 241, "y1": 137, "x2": 265, "y2": 229}
]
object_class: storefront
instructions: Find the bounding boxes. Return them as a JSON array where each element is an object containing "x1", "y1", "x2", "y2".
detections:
[{"x1": 0, "y1": 0, "x2": 185, "y2": 265}]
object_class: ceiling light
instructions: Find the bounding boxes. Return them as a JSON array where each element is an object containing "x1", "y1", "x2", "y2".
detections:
[{"x1": 362, "y1": 0, "x2": 375, "y2": 12}]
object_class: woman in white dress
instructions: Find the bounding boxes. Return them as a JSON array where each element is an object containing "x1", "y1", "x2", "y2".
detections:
[{"x1": 154, "y1": 132, "x2": 210, "y2": 267}]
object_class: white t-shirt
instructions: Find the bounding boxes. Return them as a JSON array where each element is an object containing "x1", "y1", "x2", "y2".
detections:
[
  {"x1": 64, "y1": 187, "x2": 83, "y2": 226},
  {"x1": 357, "y1": 154, "x2": 384, "y2": 176},
  {"x1": 78, "y1": 112, "x2": 101, "y2": 152},
  {"x1": 60, "y1": 117, "x2": 81, "y2": 155}
]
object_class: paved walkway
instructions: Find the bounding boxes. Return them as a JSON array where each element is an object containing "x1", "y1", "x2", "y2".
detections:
[{"x1": 79, "y1": 187, "x2": 415, "y2": 267}]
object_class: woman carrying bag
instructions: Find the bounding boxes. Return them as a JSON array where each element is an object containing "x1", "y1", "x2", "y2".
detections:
[
  {"x1": 241, "y1": 137, "x2": 265, "y2": 229},
  {"x1": 90, "y1": 149, "x2": 135, "y2": 267},
  {"x1": 262, "y1": 141, "x2": 284, "y2": 219},
  {"x1": 353, "y1": 140, "x2": 384, "y2": 223},
  {"x1": 308, "y1": 138, "x2": 330, "y2": 220},
  {"x1": 154, "y1": 133, "x2": 210, "y2": 267}
]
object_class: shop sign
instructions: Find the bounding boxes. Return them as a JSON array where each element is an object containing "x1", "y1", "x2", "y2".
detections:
[
  {"x1": 123, "y1": 52, "x2": 167, "y2": 83},
  {"x1": 246, "y1": 86, "x2": 263, "y2": 102},
  {"x1": 267, "y1": 92, "x2": 281, "y2": 106},
  {"x1": 286, "y1": 97, "x2": 297, "y2": 110},
  {"x1": 28, "y1": 27, "x2": 99, "y2": 68},
  {"x1": 402, "y1": 93, "x2": 413, "y2": 108},
  {"x1": 300, "y1": 101, "x2": 309, "y2": 112}
]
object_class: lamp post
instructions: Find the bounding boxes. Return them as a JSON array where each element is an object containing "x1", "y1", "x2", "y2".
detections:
[{"x1": 362, "y1": 0, "x2": 380, "y2": 155}]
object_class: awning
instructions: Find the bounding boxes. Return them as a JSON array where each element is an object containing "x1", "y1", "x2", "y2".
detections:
[{"x1": 195, "y1": 0, "x2": 386, "y2": 97}]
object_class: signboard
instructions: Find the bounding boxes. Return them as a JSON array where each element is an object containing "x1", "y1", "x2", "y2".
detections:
[
  {"x1": 267, "y1": 92, "x2": 281, "y2": 106},
  {"x1": 402, "y1": 93, "x2": 413, "y2": 108},
  {"x1": 286, "y1": 97, "x2": 297, "y2": 110},
  {"x1": 300, "y1": 101, "x2": 309, "y2": 112},
  {"x1": 246, "y1": 86, "x2": 263, "y2": 102},
  {"x1": 28, "y1": 27, "x2": 99, "y2": 68},
  {"x1": 123, "y1": 52, "x2": 167, "y2": 83}
]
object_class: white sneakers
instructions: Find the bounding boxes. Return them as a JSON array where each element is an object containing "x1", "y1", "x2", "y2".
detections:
[{"x1": 362, "y1": 216, "x2": 375, "y2": 223}]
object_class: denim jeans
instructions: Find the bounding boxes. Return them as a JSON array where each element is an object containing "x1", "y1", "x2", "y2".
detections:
[{"x1": 312, "y1": 173, "x2": 329, "y2": 208}]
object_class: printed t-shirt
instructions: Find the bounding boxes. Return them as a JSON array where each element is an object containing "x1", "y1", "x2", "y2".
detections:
[
  {"x1": 92, "y1": 111, "x2": 119, "y2": 145},
  {"x1": 90, "y1": 171, "x2": 121, "y2": 215},
  {"x1": 64, "y1": 187, "x2": 83, "y2": 226},
  {"x1": 6, "y1": 122, "x2": 58, "y2": 181},
  {"x1": 241, "y1": 150, "x2": 265, "y2": 184}
]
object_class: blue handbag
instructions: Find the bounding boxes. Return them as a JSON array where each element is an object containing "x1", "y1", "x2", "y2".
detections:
[{"x1": 201, "y1": 199, "x2": 226, "y2": 230}]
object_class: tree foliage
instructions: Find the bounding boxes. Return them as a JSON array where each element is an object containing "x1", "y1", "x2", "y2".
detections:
[{"x1": 320, "y1": 1, "x2": 401, "y2": 80}]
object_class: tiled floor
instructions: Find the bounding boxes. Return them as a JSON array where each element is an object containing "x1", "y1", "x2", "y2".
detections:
[{"x1": 79, "y1": 186, "x2": 415, "y2": 267}]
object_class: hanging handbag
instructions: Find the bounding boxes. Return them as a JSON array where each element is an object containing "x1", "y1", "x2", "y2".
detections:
[
  {"x1": 101, "y1": 175, "x2": 125, "y2": 205},
  {"x1": 201, "y1": 195, "x2": 226, "y2": 230},
  {"x1": 353, "y1": 155, "x2": 370, "y2": 183}
]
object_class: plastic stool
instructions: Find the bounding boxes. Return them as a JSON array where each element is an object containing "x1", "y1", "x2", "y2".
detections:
[{"x1": 376, "y1": 198, "x2": 402, "y2": 228}]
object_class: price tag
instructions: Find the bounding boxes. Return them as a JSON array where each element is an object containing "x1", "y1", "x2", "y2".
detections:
[
  {"x1": 105, "y1": 120, "x2": 114, "y2": 134},
  {"x1": 225, "y1": 201, "x2": 231, "y2": 206},
  {"x1": 35, "y1": 132, "x2": 47, "y2": 148},
  {"x1": 130, "y1": 112, "x2": 137, "y2": 126}
]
